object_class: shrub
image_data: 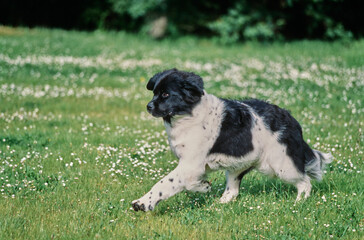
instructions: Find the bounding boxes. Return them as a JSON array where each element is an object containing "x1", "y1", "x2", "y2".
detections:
[{"x1": 0, "y1": 0, "x2": 362, "y2": 41}]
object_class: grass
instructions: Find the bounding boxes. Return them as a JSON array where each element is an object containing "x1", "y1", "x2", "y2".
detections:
[{"x1": 0, "y1": 26, "x2": 363, "y2": 239}]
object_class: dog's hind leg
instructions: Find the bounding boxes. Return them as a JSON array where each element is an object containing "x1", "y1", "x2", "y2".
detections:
[
  {"x1": 295, "y1": 175, "x2": 312, "y2": 202},
  {"x1": 220, "y1": 167, "x2": 253, "y2": 203}
]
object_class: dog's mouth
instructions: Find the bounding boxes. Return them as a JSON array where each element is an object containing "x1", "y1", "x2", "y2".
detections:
[{"x1": 148, "y1": 109, "x2": 173, "y2": 118}]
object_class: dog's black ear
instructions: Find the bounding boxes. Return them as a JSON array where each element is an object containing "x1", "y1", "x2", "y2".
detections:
[
  {"x1": 182, "y1": 72, "x2": 204, "y2": 103},
  {"x1": 147, "y1": 68, "x2": 178, "y2": 91}
]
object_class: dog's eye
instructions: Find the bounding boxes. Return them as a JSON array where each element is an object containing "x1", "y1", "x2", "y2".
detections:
[{"x1": 161, "y1": 93, "x2": 169, "y2": 98}]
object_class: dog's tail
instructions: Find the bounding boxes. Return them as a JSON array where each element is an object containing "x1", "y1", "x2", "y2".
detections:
[{"x1": 304, "y1": 145, "x2": 333, "y2": 181}]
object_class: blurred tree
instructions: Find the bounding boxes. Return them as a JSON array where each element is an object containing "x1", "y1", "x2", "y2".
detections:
[{"x1": 0, "y1": 0, "x2": 363, "y2": 42}]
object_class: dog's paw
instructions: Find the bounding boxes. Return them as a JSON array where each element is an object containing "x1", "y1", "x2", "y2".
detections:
[
  {"x1": 219, "y1": 192, "x2": 238, "y2": 203},
  {"x1": 199, "y1": 182, "x2": 212, "y2": 193},
  {"x1": 188, "y1": 180, "x2": 211, "y2": 193},
  {"x1": 131, "y1": 199, "x2": 147, "y2": 212},
  {"x1": 132, "y1": 198, "x2": 156, "y2": 212}
]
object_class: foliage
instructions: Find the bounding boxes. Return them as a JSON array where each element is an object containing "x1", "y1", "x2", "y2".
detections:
[
  {"x1": 208, "y1": 0, "x2": 357, "y2": 43},
  {"x1": 0, "y1": 0, "x2": 363, "y2": 41},
  {"x1": 208, "y1": 3, "x2": 276, "y2": 44},
  {"x1": 109, "y1": 0, "x2": 164, "y2": 18}
]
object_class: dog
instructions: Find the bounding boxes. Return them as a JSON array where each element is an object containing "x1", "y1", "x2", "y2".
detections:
[{"x1": 131, "y1": 68, "x2": 332, "y2": 211}]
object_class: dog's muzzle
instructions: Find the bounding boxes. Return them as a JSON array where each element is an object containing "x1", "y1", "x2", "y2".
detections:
[
  {"x1": 147, "y1": 102, "x2": 154, "y2": 113},
  {"x1": 147, "y1": 102, "x2": 171, "y2": 117},
  {"x1": 147, "y1": 102, "x2": 162, "y2": 117}
]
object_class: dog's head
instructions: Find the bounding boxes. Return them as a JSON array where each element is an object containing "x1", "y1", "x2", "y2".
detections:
[{"x1": 146, "y1": 68, "x2": 204, "y2": 119}]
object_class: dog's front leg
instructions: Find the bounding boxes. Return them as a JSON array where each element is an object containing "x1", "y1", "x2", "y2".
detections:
[{"x1": 132, "y1": 163, "x2": 207, "y2": 211}]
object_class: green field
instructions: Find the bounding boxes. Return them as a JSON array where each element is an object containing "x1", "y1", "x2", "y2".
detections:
[{"x1": 0, "y1": 26, "x2": 363, "y2": 239}]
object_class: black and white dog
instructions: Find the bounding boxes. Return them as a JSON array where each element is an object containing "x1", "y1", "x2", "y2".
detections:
[{"x1": 132, "y1": 68, "x2": 332, "y2": 212}]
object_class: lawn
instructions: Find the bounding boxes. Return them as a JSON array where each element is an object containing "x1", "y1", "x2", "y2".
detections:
[{"x1": 0, "y1": 26, "x2": 363, "y2": 239}]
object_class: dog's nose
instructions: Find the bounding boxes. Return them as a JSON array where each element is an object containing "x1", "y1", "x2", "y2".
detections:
[{"x1": 147, "y1": 102, "x2": 154, "y2": 111}]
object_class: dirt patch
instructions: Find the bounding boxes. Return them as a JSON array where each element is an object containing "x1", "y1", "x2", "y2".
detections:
[{"x1": 0, "y1": 26, "x2": 25, "y2": 36}]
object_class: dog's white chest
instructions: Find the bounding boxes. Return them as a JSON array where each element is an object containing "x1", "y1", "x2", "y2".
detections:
[
  {"x1": 164, "y1": 94, "x2": 224, "y2": 161},
  {"x1": 164, "y1": 122, "x2": 202, "y2": 159}
]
